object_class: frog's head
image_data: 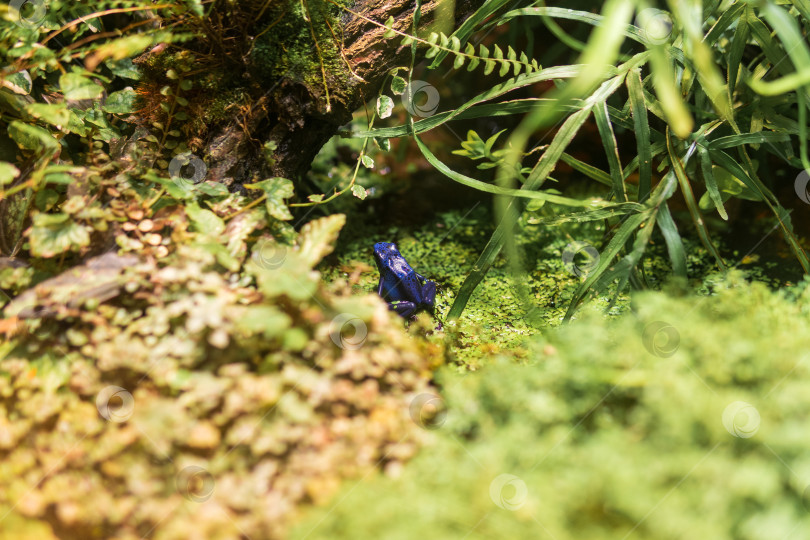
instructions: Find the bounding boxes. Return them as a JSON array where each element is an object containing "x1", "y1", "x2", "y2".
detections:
[{"x1": 373, "y1": 242, "x2": 400, "y2": 268}]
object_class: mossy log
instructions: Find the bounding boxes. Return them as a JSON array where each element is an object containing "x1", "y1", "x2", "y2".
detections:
[{"x1": 178, "y1": 0, "x2": 485, "y2": 187}]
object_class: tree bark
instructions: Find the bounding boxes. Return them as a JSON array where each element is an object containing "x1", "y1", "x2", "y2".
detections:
[{"x1": 197, "y1": 0, "x2": 484, "y2": 187}]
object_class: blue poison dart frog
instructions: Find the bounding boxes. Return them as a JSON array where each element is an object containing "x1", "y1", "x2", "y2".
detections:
[{"x1": 373, "y1": 242, "x2": 437, "y2": 318}]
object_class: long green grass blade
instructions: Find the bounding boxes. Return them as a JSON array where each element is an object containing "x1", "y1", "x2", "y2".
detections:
[
  {"x1": 649, "y1": 46, "x2": 693, "y2": 138},
  {"x1": 707, "y1": 131, "x2": 791, "y2": 149},
  {"x1": 697, "y1": 144, "x2": 728, "y2": 220},
  {"x1": 446, "y1": 106, "x2": 594, "y2": 320},
  {"x1": 353, "y1": 65, "x2": 585, "y2": 139},
  {"x1": 594, "y1": 101, "x2": 627, "y2": 202},
  {"x1": 703, "y1": 2, "x2": 746, "y2": 45},
  {"x1": 749, "y1": 3, "x2": 810, "y2": 95},
  {"x1": 499, "y1": 6, "x2": 648, "y2": 45},
  {"x1": 563, "y1": 210, "x2": 650, "y2": 320},
  {"x1": 655, "y1": 203, "x2": 687, "y2": 277},
  {"x1": 667, "y1": 133, "x2": 726, "y2": 268},
  {"x1": 727, "y1": 7, "x2": 750, "y2": 96},
  {"x1": 352, "y1": 99, "x2": 581, "y2": 139},
  {"x1": 413, "y1": 133, "x2": 605, "y2": 206},
  {"x1": 627, "y1": 68, "x2": 653, "y2": 202},
  {"x1": 559, "y1": 153, "x2": 613, "y2": 187},
  {"x1": 528, "y1": 202, "x2": 644, "y2": 225}
]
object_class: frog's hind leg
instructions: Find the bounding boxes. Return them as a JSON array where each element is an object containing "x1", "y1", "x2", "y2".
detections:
[
  {"x1": 389, "y1": 300, "x2": 418, "y2": 319},
  {"x1": 419, "y1": 278, "x2": 437, "y2": 311}
]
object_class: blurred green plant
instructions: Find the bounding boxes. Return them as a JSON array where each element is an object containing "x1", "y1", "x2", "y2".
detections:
[
  {"x1": 295, "y1": 273, "x2": 810, "y2": 539},
  {"x1": 354, "y1": 0, "x2": 810, "y2": 322}
]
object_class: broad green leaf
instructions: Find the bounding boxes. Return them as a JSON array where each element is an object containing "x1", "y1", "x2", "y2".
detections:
[
  {"x1": 234, "y1": 306, "x2": 291, "y2": 338},
  {"x1": 25, "y1": 103, "x2": 70, "y2": 128},
  {"x1": 376, "y1": 95, "x2": 394, "y2": 119},
  {"x1": 3, "y1": 71, "x2": 32, "y2": 95},
  {"x1": 103, "y1": 88, "x2": 137, "y2": 114},
  {"x1": 351, "y1": 184, "x2": 368, "y2": 200},
  {"x1": 59, "y1": 72, "x2": 104, "y2": 100},
  {"x1": 85, "y1": 34, "x2": 158, "y2": 71},
  {"x1": 0, "y1": 162, "x2": 20, "y2": 185},
  {"x1": 297, "y1": 213, "x2": 346, "y2": 268},
  {"x1": 105, "y1": 58, "x2": 141, "y2": 80},
  {"x1": 391, "y1": 75, "x2": 407, "y2": 95},
  {"x1": 186, "y1": 202, "x2": 225, "y2": 236},
  {"x1": 245, "y1": 177, "x2": 295, "y2": 221},
  {"x1": 8, "y1": 121, "x2": 59, "y2": 153},
  {"x1": 29, "y1": 213, "x2": 90, "y2": 258}
]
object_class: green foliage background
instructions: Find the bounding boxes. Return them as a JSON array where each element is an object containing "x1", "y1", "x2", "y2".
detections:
[{"x1": 1, "y1": 0, "x2": 810, "y2": 538}]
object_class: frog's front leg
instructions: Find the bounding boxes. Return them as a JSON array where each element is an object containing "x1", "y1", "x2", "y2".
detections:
[
  {"x1": 389, "y1": 300, "x2": 418, "y2": 318},
  {"x1": 376, "y1": 276, "x2": 386, "y2": 298}
]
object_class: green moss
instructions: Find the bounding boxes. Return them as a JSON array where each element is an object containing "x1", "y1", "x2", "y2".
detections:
[
  {"x1": 319, "y1": 194, "x2": 730, "y2": 370},
  {"x1": 293, "y1": 273, "x2": 810, "y2": 539},
  {"x1": 250, "y1": 0, "x2": 351, "y2": 103}
]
